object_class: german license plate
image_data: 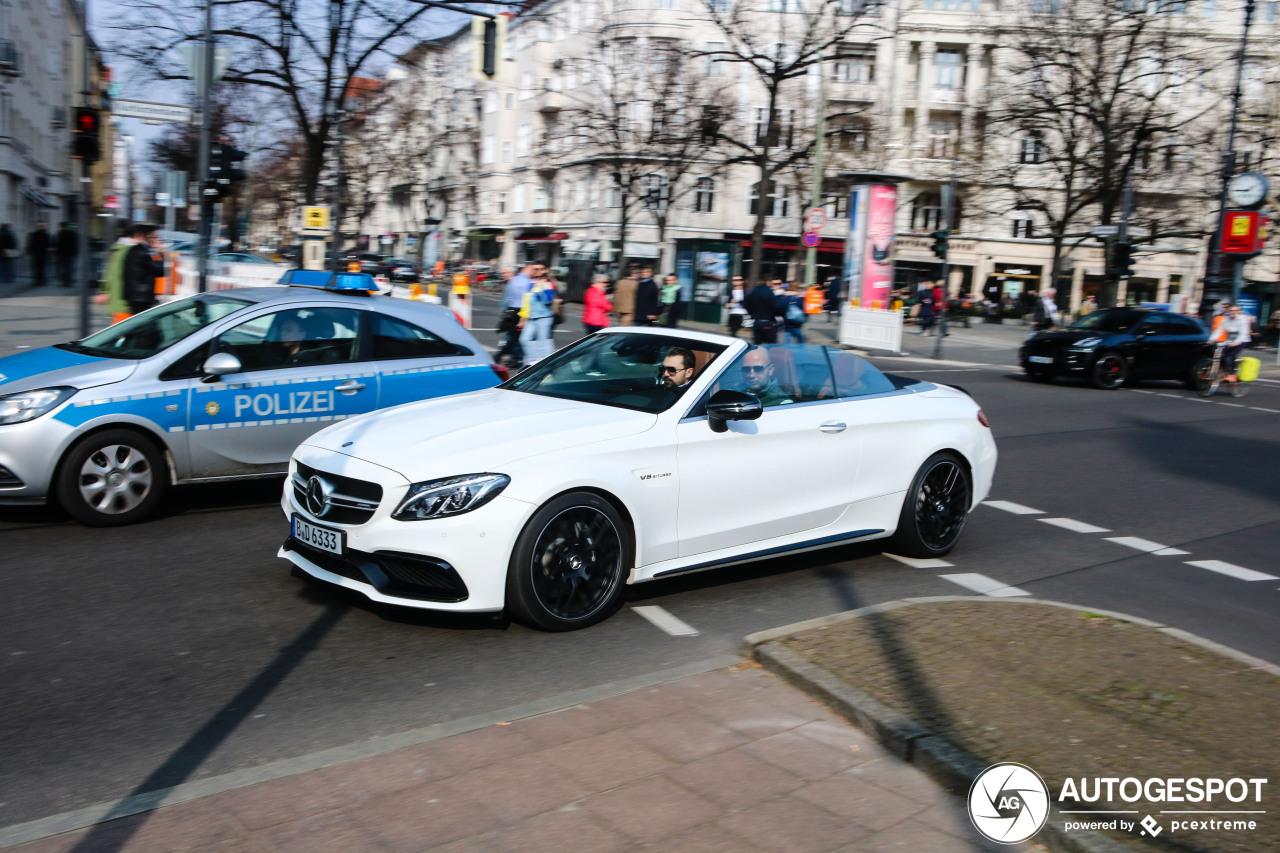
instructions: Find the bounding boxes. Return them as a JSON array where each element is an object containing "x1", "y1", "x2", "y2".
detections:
[
  {"x1": 1029, "y1": 355, "x2": 1054, "y2": 364},
  {"x1": 292, "y1": 514, "x2": 344, "y2": 556}
]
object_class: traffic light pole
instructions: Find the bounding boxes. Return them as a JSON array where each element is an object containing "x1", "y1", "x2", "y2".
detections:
[
  {"x1": 932, "y1": 171, "x2": 957, "y2": 360},
  {"x1": 76, "y1": 0, "x2": 91, "y2": 338},
  {"x1": 195, "y1": 0, "x2": 214, "y2": 293}
]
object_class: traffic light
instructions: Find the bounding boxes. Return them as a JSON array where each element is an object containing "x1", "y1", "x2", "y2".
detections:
[
  {"x1": 207, "y1": 140, "x2": 248, "y2": 198},
  {"x1": 71, "y1": 107, "x2": 100, "y2": 162},
  {"x1": 1111, "y1": 242, "x2": 1136, "y2": 279},
  {"x1": 481, "y1": 18, "x2": 498, "y2": 78},
  {"x1": 930, "y1": 229, "x2": 949, "y2": 260}
]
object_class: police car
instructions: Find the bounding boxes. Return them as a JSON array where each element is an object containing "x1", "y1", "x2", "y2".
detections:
[{"x1": 0, "y1": 271, "x2": 505, "y2": 525}]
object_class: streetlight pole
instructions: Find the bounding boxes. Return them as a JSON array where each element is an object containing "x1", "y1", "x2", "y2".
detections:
[
  {"x1": 932, "y1": 170, "x2": 957, "y2": 360},
  {"x1": 76, "y1": 0, "x2": 91, "y2": 338},
  {"x1": 803, "y1": 49, "x2": 828, "y2": 289},
  {"x1": 1206, "y1": 0, "x2": 1255, "y2": 305},
  {"x1": 195, "y1": 0, "x2": 214, "y2": 293}
]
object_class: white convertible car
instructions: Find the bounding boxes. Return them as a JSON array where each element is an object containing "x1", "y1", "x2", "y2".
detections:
[{"x1": 280, "y1": 328, "x2": 996, "y2": 631}]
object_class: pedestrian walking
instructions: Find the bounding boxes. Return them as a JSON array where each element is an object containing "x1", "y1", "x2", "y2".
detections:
[
  {"x1": 26, "y1": 221, "x2": 50, "y2": 288},
  {"x1": 824, "y1": 275, "x2": 842, "y2": 316},
  {"x1": 634, "y1": 266, "x2": 660, "y2": 326},
  {"x1": 124, "y1": 223, "x2": 164, "y2": 315},
  {"x1": 517, "y1": 266, "x2": 556, "y2": 364},
  {"x1": 745, "y1": 277, "x2": 780, "y2": 344},
  {"x1": 611, "y1": 265, "x2": 638, "y2": 326},
  {"x1": 55, "y1": 221, "x2": 78, "y2": 288},
  {"x1": 496, "y1": 263, "x2": 530, "y2": 368},
  {"x1": 0, "y1": 224, "x2": 16, "y2": 283},
  {"x1": 101, "y1": 226, "x2": 135, "y2": 322},
  {"x1": 727, "y1": 274, "x2": 747, "y2": 337},
  {"x1": 1032, "y1": 287, "x2": 1059, "y2": 331},
  {"x1": 915, "y1": 282, "x2": 935, "y2": 335},
  {"x1": 660, "y1": 274, "x2": 680, "y2": 327},
  {"x1": 932, "y1": 282, "x2": 949, "y2": 336},
  {"x1": 582, "y1": 274, "x2": 613, "y2": 335},
  {"x1": 779, "y1": 282, "x2": 807, "y2": 344}
]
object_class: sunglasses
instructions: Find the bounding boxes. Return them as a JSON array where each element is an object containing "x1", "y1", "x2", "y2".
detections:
[
  {"x1": 743, "y1": 365, "x2": 768, "y2": 373},
  {"x1": 660, "y1": 365, "x2": 687, "y2": 375}
]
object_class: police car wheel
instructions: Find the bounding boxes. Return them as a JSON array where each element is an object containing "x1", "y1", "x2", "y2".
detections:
[{"x1": 57, "y1": 429, "x2": 168, "y2": 526}]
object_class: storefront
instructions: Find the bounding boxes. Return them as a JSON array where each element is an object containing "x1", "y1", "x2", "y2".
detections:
[
  {"x1": 984, "y1": 264, "x2": 1044, "y2": 303},
  {"x1": 727, "y1": 233, "x2": 844, "y2": 286},
  {"x1": 514, "y1": 229, "x2": 568, "y2": 266}
]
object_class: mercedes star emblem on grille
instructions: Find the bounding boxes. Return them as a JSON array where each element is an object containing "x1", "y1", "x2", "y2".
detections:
[{"x1": 306, "y1": 476, "x2": 333, "y2": 518}]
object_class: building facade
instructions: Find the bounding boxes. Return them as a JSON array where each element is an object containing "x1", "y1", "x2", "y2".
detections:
[{"x1": 357, "y1": 0, "x2": 1279, "y2": 316}]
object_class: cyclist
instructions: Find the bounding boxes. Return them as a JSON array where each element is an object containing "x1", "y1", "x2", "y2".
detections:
[{"x1": 1211, "y1": 302, "x2": 1252, "y2": 383}]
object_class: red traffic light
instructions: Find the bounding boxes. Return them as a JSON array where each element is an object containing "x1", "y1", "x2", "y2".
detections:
[{"x1": 74, "y1": 107, "x2": 99, "y2": 134}]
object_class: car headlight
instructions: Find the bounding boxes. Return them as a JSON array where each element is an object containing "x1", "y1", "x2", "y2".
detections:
[
  {"x1": 392, "y1": 474, "x2": 510, "y2": 521},
  {"x1": 0, "y1": 387, "x2": 77, "y2": 425},
  {"x1": 1069, "y1": 337, "x2": 1103, "y2": 350}
]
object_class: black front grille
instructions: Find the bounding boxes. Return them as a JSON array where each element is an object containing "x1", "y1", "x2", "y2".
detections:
[
  {"x1": 0, "y1": 466, "x2": 24, "y2": 488},
  {"x1": 292, "y1": 461, "x2": 383, "y2": 525},
  {"x1": 285, "y1": 539, "x2": 469, "y2": 603}
]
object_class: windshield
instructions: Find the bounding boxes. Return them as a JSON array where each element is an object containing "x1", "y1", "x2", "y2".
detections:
[
  {"x1": 62, "y1": 294, "x2": 253, "y2": 360},
  {"x1": 504, "y1": 334, "x2": 727, "y2": 413},
  {"x1": 1070, "y1": 309, "x2": 1144, "y2": 333}
]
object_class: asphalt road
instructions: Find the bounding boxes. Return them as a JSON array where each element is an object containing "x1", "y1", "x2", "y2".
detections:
[{"x1": 3, "y1": 290, "x2": 1280, "y2": 830}]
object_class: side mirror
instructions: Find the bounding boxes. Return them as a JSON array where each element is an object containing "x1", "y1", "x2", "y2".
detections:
[
  {"x1": 202, "y1": 352, "x2": 242, "y2": 379},
  {"x1": 706, "y1": 389, "x2": 763, "y2": 433}
]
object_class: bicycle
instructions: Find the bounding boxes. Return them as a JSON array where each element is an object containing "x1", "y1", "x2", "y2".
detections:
[{"x1": 1195, "y1": 342, "x2": 1250, "y2": 398}]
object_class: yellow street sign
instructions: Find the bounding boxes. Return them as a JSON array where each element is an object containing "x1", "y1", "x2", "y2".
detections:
[{"x1": 302, "y1": 206, "x2": 331, "y2": 230}]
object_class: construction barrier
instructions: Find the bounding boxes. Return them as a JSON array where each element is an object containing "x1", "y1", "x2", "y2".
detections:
[
  {"x1": 839, "y1": 306, "x2": 904, "y2": 354},
  {"x1": 448, "y1": 277, "x2": 472, "y2": 328}
]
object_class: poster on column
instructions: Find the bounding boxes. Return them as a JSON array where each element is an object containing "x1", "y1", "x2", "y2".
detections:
[{"x1": 844, "y1": 184, "x2": 898, "y2": 308}]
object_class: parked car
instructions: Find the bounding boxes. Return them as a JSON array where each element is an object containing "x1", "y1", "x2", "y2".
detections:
[
  {"x1": 0, "y1": 272, "x2": 506, "y2": 525},
  {"x1": 282, "y1": 331, "x2": 996, "y2": 631},
  {"x1": 1020, "y1": 308, "x2": 1210, "y2": 389},
  {"x1": 386, "y1": 258, "x2": 423, "y2": 284},
  {"x1": 333, "y1": 252, "x2": 390, "y2": 276}
]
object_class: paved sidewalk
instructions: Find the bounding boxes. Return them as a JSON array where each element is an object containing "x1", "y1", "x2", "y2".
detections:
[{"x1": 9, "y1": 665, "x2": 1027, "y2": 853}]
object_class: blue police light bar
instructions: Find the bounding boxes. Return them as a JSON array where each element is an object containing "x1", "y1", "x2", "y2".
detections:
[{"x1": 278, "y1": 269, "x2": 379, "y2": 292}]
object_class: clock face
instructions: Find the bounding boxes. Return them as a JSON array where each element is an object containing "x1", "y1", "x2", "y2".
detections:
[{"x1": 1229, "y1": 172, "x2": 1268, "y2": 208}]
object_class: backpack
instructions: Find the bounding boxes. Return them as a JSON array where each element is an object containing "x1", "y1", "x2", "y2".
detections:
[{"x1": 785, "y1": 299, "x2": 807, "y2": 326}]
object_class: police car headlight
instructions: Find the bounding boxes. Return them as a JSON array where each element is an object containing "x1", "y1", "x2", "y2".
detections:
[
  {"x1": 392, "y1": 474, "x2": 510, "y2": 521},
  {"x1": 0, "y1": 387, "x2": 77, "y2": 425}
]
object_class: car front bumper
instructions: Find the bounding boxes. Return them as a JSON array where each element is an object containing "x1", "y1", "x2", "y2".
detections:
[
  {"x1": 278, "y1": 456, "x2": 533, "y2": 613},
  {"x1": 0, "y1": 415, "x2": 78, "y2": 504}
]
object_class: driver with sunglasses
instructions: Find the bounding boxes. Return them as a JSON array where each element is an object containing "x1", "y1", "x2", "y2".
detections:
[{"x1": 660, "y1": 347, "x2": 697, "y2": 391}]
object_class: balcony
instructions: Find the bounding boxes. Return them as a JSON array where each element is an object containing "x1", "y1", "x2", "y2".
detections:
[
  {"x1": 0, "y1": 39, "x2": 21, "y2": 76},
  {"x1": 536, "y1": 89, "x2": 564, "y2": 114}
]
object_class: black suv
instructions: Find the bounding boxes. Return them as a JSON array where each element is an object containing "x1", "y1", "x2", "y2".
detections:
[{"x1": 1020, "y1": 308, "x2": 1210, "y2": 389}]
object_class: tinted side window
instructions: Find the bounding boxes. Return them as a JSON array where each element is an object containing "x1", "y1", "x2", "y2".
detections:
[
  {"x1": 1165, "y1": 315, "x2": 1205, "y2": 335},
  {"x1": 828, "y1": 350, "x2": 897, "y2": 398},
  {"x1": 370, "y1": 314, "x2": 466, "y2": 359},
  {"x1": 214, "y1": 307, "x2": 359, "y2": 372}
]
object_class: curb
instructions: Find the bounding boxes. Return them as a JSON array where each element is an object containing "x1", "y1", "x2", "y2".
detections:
[{"x1": 744, "y1": 596, "x2": 1279, "y2": 853}]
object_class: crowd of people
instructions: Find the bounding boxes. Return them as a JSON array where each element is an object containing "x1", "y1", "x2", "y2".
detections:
[{"x1": 0, "y1": 221, "x2": 80, "y2": 288}]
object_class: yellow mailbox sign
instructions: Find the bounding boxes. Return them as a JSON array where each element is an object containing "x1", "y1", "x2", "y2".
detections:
[{"x1": 302, "y1": 206, "x2": 331, "y2": 231}]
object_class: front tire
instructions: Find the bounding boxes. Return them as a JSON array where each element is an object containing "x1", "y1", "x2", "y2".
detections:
[
  {"x1": 506, "y1": 492, "x2": 632, "y2": 631},
  {"x1": 56, "y1": 429, "x2": 168, "y2": 526},
  {"x1": 1090, "y1": 353, "x2": 1128, "y2": 389},
  {"x1": 889, "y1": 452, "x2": 973, "y2": 558}
]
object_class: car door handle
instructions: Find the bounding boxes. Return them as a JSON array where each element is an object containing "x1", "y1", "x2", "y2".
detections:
[
  {"x1": 335, "y1": 380, "x2": 366, "y2": 395},
  {"x1": 819, "y1": 422, "x2": 847, "y2": 433}
]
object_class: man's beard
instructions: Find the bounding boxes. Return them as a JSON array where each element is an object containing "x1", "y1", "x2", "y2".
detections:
[{"x1": 662, "y1": 376, "x2": 677, "y2": 390}]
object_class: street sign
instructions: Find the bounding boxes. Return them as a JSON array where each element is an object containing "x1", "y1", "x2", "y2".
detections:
[
  {"x1": 1090, "y1": 225, "x2": 1119, "y2": 237},
  {"x1": 104, "y1": 195, "x2": 120, "y2": 210},
  {"x1": 1220, "y1": 210, "x2": 1265, "y2": 254},
  {"x1": 156, "y1": 192, "x2": 170, "y2": 207},
  {"x1": 181, "y1": 45, "x2": 232, "y2": 99},
  {"x1": 802, "y1": 230, "x2": 821, "y2": 248},
  {"x1": 112, "y1": 99, "x2": 193, "y2": 123},
  {"x1": 302, "y1": 206, "x2": 331, "y2": 231},
  {"x1": 805, "y1": 207, "x2": 827, "y2": 231}
]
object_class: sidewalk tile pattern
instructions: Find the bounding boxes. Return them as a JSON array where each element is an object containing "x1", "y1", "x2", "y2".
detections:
[{"x1": 12, "y1": 666, "x2": 1032, "y2": 853}]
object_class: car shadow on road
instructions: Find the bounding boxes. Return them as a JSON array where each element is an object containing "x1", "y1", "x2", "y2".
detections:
[{"x1": 0, "y1": 478, "x2": 288, "y2": 529}]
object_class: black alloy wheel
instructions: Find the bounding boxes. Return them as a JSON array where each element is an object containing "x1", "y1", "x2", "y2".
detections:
[
  {"x1": 507, "y1": 492, "x2": 631, "y2": 631},
  {"x1": 1090, "y1": 352, "x2": 1128, "y2": 389},
  {"x1": 890, "y1": 452, "x2": 972, "y2": 558}
]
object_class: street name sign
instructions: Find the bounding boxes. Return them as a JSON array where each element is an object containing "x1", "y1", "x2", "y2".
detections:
[
  {"x1": 113, "y1": 99, "x2": 193, "y2": 123},
  {"x1": 1090, "y1": 225, "x2": 1119, "y2": 237}
]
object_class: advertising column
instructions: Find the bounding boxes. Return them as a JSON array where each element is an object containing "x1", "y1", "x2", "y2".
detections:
[{"x1": 844, "y1": 183, "x2": 898, "y2": 308}]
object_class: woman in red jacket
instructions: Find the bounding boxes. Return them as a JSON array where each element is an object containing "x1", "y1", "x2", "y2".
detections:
[{"x1": 583, "y1": 273, "x2": 613, "y2": 335}]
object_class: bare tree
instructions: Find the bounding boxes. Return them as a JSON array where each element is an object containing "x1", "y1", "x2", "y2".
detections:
[
  {"x1": 977, "y1": 0, "x2": 1219, "y2": 302},
  {"x1": 110, "y1": 0, "x2": 503, "y2": 204},
  {"x1": 699, "y1": 0, "x2": 880, "y2": 284}
]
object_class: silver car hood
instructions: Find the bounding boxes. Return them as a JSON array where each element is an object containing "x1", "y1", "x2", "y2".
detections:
[{"x1": 0, "y1": 346, "x2": 138, "y2": 397}]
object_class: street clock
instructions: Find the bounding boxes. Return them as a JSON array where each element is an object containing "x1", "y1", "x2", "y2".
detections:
[{"x1": 1227, "y1": 171, "x2": 1269, "y2": 208}]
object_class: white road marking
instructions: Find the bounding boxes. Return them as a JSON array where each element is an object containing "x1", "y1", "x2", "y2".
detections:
[
  {"x1": 631, "y1": 605, "x2": 700, "y2": 636},
  {"x1": 1132, "y1": 390, "x2": 1156, "y2": 394},
  {"x1": 1158, "y1": 393, "x2": 1182, "y2": 398},
  {"x1": 982, "y1": 500, "x2": 1044, "y2": 515},
  {"x1": 1219, "y1": 403, "x2": 1246, "y2": 408},
  {"x1": 1185, "y1": 560, "x2": 1279, "y2": 582},
  {"x1": 1038, "y1": 517, "x2": 1111, "y2": 534},
  {"x1": 1185, "y1": 397, "x2": 1215, "y2": 403},
  {"x1": 939, "y1": 573, "x2": 1031, "y2": 597},
  {"x1": 1253, "y1": 377, "x2": 1280, "y2": 385},
  {"x1": 1250, "y1": 407, "x2": 1280, "y2": 413},
  {"x1": 1105, "y1": 536, "x2": 1188, "y2": 555},
  {"x1": 884, "y1": 553, "x2": 954, "y2": 569}
]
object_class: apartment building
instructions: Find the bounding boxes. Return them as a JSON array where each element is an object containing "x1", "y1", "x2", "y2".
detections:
[{"x1": 360, "y1": 0, "x2": 1279, "y2": 316}]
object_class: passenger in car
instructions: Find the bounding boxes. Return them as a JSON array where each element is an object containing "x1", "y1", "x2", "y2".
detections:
[{"x1": 740, "y1": 347, "x2": 794, "y2": 406}]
